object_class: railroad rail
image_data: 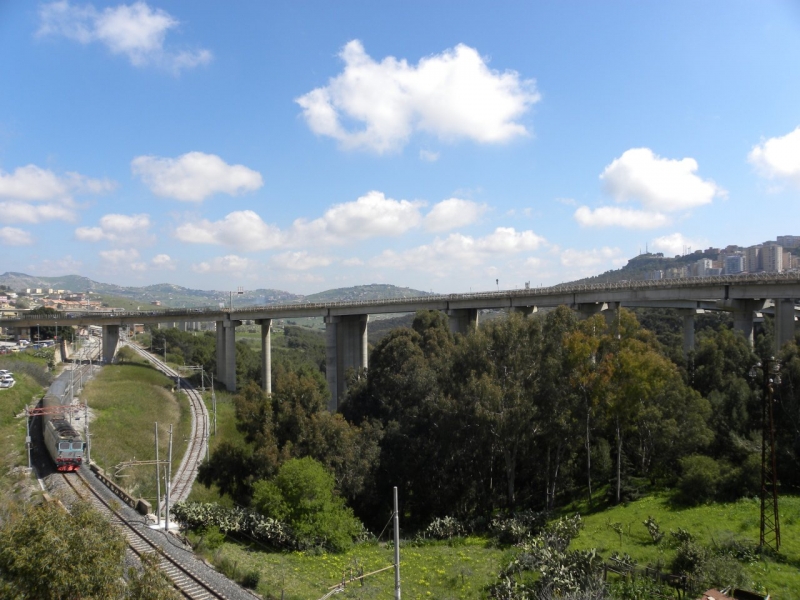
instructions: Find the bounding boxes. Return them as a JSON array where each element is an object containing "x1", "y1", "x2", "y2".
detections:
[
  {"x1": 61, "y1": 469, "x2": 228, "y2": 599},
  {"x1": 124, "y1": 341, "x2": 209, "y2": 504}
]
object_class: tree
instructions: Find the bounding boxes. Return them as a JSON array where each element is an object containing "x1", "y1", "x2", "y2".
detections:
[
  {"x1": 453, "y1": 312, "x2": 543, "y2": 507},
  {"x1": 0, "y1": 500, "x2": 126, "y2": 599},
  {"x1": 252, "y1": 457, "x2": 362, "y2": 552}
]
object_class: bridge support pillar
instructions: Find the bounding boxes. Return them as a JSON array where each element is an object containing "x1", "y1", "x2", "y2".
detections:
[
  {"x1": 224, "y1": 320, "x2": 239, "y2": 392},
  {"x1": 101, "y1": 325, "x2": 119, "y2": 363},
  {"x1": 256, "y1": 319, "x2": 272, "y2": 394},
  {"x1": 679, "y1": 309, "x2": 703, "y2": 357},
  {"x1": 215, "y1": 321, "x2": 226, "y2": 387},
  {"x1": 774, "y1": 299, "x2": 797, "y2": 355},
  {"x1": 324, "y1": 314, "x2": 369, "y2": 412},
  {"x1": 574, "y1": 303, "x2": 606, "y2": 320},
  {"x1": 447, "y1": 309, "x2": 478, "y2": 335},
  {"x1": 732, "y1": 300, "x2": 765, "y2": 347}
]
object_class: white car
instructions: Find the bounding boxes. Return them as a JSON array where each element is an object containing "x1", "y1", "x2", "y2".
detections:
[
  {"x1": 0, "y1": 370, "x2": 10, "y2": 377},
  {"x1": 0, "y1": 379, "x2": 15, "y2": 389}
]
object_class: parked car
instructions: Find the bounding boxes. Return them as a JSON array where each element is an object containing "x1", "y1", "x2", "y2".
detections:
[{"x1": 0, "y1": 379, "x2": 15, "y2": 389}]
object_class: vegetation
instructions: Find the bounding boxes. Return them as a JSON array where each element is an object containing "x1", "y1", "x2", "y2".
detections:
[
  {"x1": 0, "y1": 500, "x2": 178, "y2": 599},
  {"x1": 83, "y1": 362, "x2": 191, "y2": 502}
]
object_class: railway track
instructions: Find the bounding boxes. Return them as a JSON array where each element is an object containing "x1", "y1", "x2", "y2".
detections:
[
  {"x1": 61, "y1": 470, "x2": 228, "y2": 599},
  {"x1": 124, "y1": 342, "x2": 209, "y2": 504}
]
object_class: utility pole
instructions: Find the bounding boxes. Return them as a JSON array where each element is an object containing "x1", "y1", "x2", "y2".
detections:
[
  {"x1": 84, "y1": 402, "x2": 90, "y2": 463},
  {"x1": 155, "y1": 422, "x2": 161, "y2": 526},
  {"x1": 394, "y1": 486, "x2": 401, "y2": 600},
  {"x1": 211, "y1": 373, "x2": 217, "y2": 436},
  {"x1": 165, "y1": 424, "x2": 173, "y2": 532}
]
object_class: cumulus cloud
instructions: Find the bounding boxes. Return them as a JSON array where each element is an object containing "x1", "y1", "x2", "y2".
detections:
[
  {"x1": 573, "y1": 206, "x2": 669, "y2": 229},
  {"x1": 371, "y1": 227, "x2": 546, "y2": 273},
  {"x1": 296, "y1": 40, "x2": 539, "y2": 153},
  {"x1": 0, "y1": 227, "x2": 34, "y2": 246},
  {"x1": 270, "y1": 251, "x2": 333, "y2": 271},
  {"x1": 424, "y1": 198, "x2": 487, "y2": 232},
  {"x1": 191, "y1": 254, "x2": 252, "y2": 274},
  {"x1": 175, "y1": 210, "x2": 283, "y2": 251},
  {"x1": 177, "y1": 191, "x2": 426, "y2": 251},
  {"x1": 560, "y1": 247, "x2": 624, "y2": 268},
  {"x1": 99, "y1": 247, "x2": 140, "y2": 264},
  {"x1": 342, "y1": 257, "x2": 364, "y2": 267},
  {"x1": 650, "y1": 232, "x2": 708, "y2": 256},
  {"x1": 132, "y1": 152, "x2": 263, "y2": 202},
  {"x1": 0, "y1": 164, "x2": 115, "y2": 202},
  {"x1": 38, "y1": 1, "x2": 211, "y2": 72},
  {"x1": 0, "y1": 201, "x2": 77, "y2": 224},
  {"x1": 601, "y1": 148, "x2": 724, "y2": 212},
  {"x1": 75, "y1": 213, "x2": 153, "y2": 245},
  {"x1": 151, "y1": 253, "x2": 177, "y2": 269},
  {"x1": 748, "y1": 126, "x2": 800, "y2": 188},
  {"x1": 291, "y1": 191, "x2": 423, "y2": 243}
]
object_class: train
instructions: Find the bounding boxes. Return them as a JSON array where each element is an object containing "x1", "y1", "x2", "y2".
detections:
[{"x1": 42, "y1": 370, "x2": 85, "y2": 472}]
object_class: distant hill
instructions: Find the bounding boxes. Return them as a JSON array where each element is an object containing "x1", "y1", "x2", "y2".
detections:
[
  {"x1": 304, "y1": 284, "x2": 431, "y2": 303},
  {"x1": 0, "y1": 273, "x2": 429, "y2": 310},
  {"x1": 568, "y1": 251, "x2": 720, "y2": 285}
]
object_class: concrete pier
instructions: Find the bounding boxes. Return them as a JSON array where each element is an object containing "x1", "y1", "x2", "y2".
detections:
[
  {"x1": 324, "y1": 314, "x2": 369, "y2": 412},
  {"x1": 102, "y1": 325, "x2": 119, "y2": 363},
  {"x1": 732, "y1": 299, "x2": 765, "y2": 346},
  {"x1": 774, "y1": 299, "x2": 797, "y2": 354},
  {"x1": 257, "y1": 318, "x2": 272, "y2": 394},
  {"x1": 215, "y1": 321, "x2": 226, "y2": 388},
  {"x1": 679, "y1": 309, "x2": 703, "y2": 357},
  {"x1": 447, "y1": 309, "x2": 478, "y2": 335},
  {"x1": 224, "y1": 320, "x2": 239, "y2": 392}
]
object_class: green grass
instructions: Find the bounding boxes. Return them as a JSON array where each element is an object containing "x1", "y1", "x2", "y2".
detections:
[
  {"x1": 82, "y1": 363, "x2": 191, "y2": 503},
  {"x1": 0, "y1": 371, "x2": 47, "y2": 505},
  {"x1": 570, "y1": 493, "x2": 800, "y2": 598},
  {"x1": 196, "y1": 536, "x2": 503, "y2": 600}
]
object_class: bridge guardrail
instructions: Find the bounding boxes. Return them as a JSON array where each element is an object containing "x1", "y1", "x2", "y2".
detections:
[{"x1": 3, "y1": 272, "x2": 800, "y2": 323}]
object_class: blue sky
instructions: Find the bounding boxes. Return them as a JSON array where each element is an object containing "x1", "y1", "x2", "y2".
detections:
[{"x1": 1, "y1": 1, "x2": 799, "y2": 294}]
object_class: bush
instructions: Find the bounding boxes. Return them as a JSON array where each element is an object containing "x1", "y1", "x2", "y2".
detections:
[
  {"x1": 672, "y1": 540, "x2": 708, "y2": 575},
  {"x1": 677, "y1": 455, "x2": 722, "y2": 505},
  {"x1": 490, "y1": 510, "x2": 548, "y2": 545},
  {"x1": 252, "y1": 457, "x2": 362, "y2": 552},
  {"x1": 240, "y1": 570, "x2": 260, "y2": 589},
  {"x1": 417, "y1": 516, "x2": 466, "y2": 541}
]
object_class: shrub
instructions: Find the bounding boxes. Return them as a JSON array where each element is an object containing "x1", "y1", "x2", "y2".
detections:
[
  {"x1": 490, "y1": 510, "x2": 548, "y2": 545},
  {"x1": 240, "y1": 570, "x2": 260, "y2": 589},
  {"x1": 642, "y1": 516, "x2": 664, "y2": 544},
  {"x1": 677, "y1": 455, "x2": 722, "y2": 505},
  {"x1": 417, "y1": 516, "x2": 466, "y2": 541},
  {"x1": 672, "y1": 540, "x2": 708, "y2": 575},
  {"x1": 252, "y1": 457, "x2": 362, "y2": 552}
]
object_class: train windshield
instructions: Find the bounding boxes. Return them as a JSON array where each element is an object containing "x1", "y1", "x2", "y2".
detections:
[
  {"x1": 59, "y1": 442, "x2": 70, "y2": 450},
  {"x1": 72, "y1": 442, "x2": 83, "y2": 451}
]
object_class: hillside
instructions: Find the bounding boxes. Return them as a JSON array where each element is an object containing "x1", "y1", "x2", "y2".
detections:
[
  {"x1": 303, "y1": 283, "x2": 430, "y2": 303},
  {"x1": 570, "y1": 251, "x2": 719, "y2": 285}
]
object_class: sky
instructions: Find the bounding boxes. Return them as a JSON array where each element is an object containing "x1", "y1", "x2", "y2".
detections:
[{"x1": 1, "y1": 1, "x2": 800, "y2": 295}]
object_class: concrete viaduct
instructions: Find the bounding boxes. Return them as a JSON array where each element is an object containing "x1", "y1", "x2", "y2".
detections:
[{"x1": 3, "y1": 273, "x2": 799, "y2": 411}]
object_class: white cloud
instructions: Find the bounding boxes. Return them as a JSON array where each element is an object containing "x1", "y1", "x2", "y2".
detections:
[
  {"x1": 371, "y1": 227, "x2": 546, "y2": 273},
  {"x1": 38, "y1": 1, "x2": 211, "y2": 72},
  {"x1": 270, "y1": 251, "x2": 333, "y2": 271},
  {"x1": 601, "y1": 148, "x2": 724, "y2": 212},
  {"x1": 650, "y1": 232, "x2": 708, "y2": 256},
  {"x1": 175, "y1": 210, "x2": 283, "y2": 251},
  {"x1": 0, "y1": 227, "x2": 34, "y2": 246},
  {"x1": 0, "y1": 164, "x2": 115, "y2": 202},
  {"x1": 524, "y1": 257, "x2": 543, "y2": 268},
  {"x1": 176, "y1": 191, "x2": 425, "y2": 251},
  {"x1": 191, "y1": 254, "x2": 252, "y2": 274},
  {"x1": 342, "y1": 257, "x2": 364, "y2": 267},
  {"x1": 573, "y1": 206, "x2": 669, "y2": 229},
  {"x1": 748, "y1": 126, "x2": 800, "y2": 188},
  {"x1": 0, "y1": 201, "x2": 77, "y2": 224},
  {"x1": 99, "y1": 247, "x2": 140, "y2": 264},
  {"x1": 424, "y1": 198, "x2": 487, "y2": 232},
  {"x1": 75, "y1": 213, "x2": 152, "y2": 245},
  {"x1": 419, "y1": 149, "x2": 440, "y2": 162},
  {"x1": 151, "y1": 253, "x2": 177, "y2": 270},
  {"x1": 560, "y1": 247, "x2": 624, "y2": 268},
  {"x1": 296, "y1": 40, "x2": 539, "y2": 153},
  {"x1": 292, "y1": 191, "x2": 423, "y2": 243},
  {"x1": 132, "y1": 152, "x2": 263, "y2": 202}
]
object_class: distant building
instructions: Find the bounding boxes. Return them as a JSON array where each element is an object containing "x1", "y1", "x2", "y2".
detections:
[
  {"x1": 151, "y1": 300, "x2": 161, "y2": 306},
  {"x1": 777, "y1": 235, "x2": 800, "y2": 248},
  {"x1": 762, "y1": 244, "x2": 783, "y2": 273},
  {"x1": 644, "y1": 270, "x2": 664, "y2": 280},
  {"x1": 694, "y1": 258, "x2": 713, "y2": 277},
  {"x1": 745, "y1": 245, "x2": 762, "y2": 272},
  {"x1": 725, "y1": 255, "x2": 745, "y2": 274}
]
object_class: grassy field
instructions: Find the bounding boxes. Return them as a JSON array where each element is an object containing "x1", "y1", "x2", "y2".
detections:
[
  {"x1": 82, "y1": 359, "x2": 191, "y2": 503},
  {"x1": 194, "y1": 536, "x2": 504, "y2": 600},
  {"x1": 0, "y1": 365, "x2": 48, "y2": 505},
  {"x1": 570, "y1": 493, "x2": 800, "y2": 598}
]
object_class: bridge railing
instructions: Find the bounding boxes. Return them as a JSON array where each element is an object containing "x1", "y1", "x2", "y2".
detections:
[{"x1": 3, "y1": 272, "x2": 800, "y2": 323}]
